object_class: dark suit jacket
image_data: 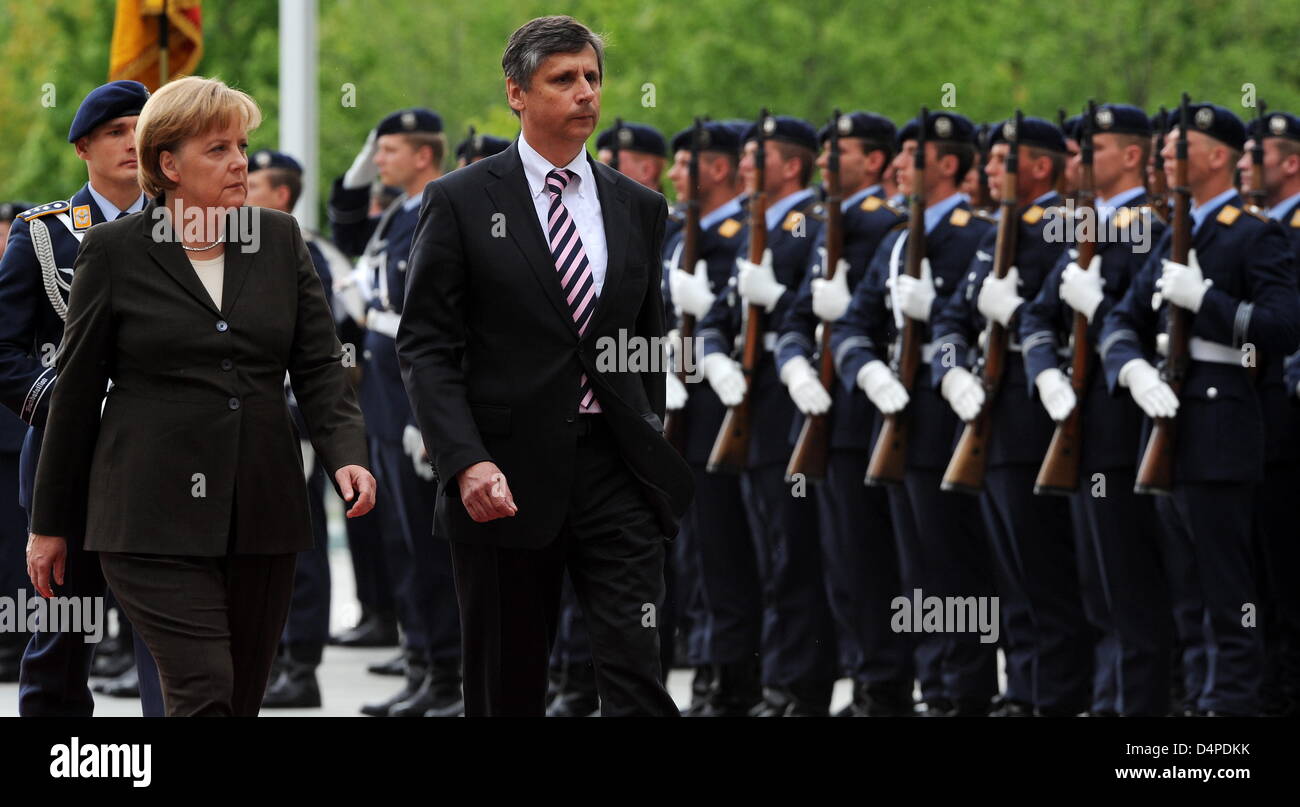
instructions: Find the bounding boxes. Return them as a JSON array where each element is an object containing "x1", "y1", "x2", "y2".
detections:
[
  {"x1": 397, "y1": 140, "x2": 693, "y2": 548},
  {"x1": 30, "y1": 199, "x2": 369, "y2": 555}
]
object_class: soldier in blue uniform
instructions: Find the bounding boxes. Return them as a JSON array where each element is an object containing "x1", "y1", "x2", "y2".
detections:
[
  {"x1": 0, "y1": 81, "x2": 164, "y2": 716},
  {"x1": 454, "y1": 131, "x2": 511, "y2": 169},
  {"x1": 0, "y1": 202, "x2": 32, "y2": 683},
  {"x1": 931, "y1": 116, "x2": 1093, "y2": 716},
  {"x1": 1020, "y1": 104, "x2": 1173, "y2": 715},
  {"x1": 663, "y1": 121, "x2": 760, "y2": 715},
  {"x1": 1100, "y1": 102, "x2": 1300, "y2": 715},
  {"x1": 1239, "y1": 109, "x2": 1300, "y2": 716},
  {"x1": 696, "y1": 116, "x2": 838, "y2": 716},
  {"x1": 329, "y1": 108, "x2": 462, "y2": 717},
  {"x1": 775, "y1": 111, "x2": 916, "y2": 716},
  {"x1": 832, "y1": 111, "x2": 1000, "y2": 716}
]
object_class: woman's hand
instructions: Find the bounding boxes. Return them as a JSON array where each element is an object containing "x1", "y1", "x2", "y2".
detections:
[
  {"x1": 26, "y1": 534, "x2": 68, "y2": 598},
  {"x1": 335, "y1": 465, "x2": 377, "y2": 518}
]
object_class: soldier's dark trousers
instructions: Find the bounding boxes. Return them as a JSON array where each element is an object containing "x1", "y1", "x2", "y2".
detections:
[
  {"x1": 886, "y1": 482, "x2": 946, "y2": 704},
  {"x1": 688, "y1": 464, "x2": 762, "y2": 665}
]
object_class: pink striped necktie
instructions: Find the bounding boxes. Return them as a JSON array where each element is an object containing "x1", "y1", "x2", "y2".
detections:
[{"x1": 545, "y1": 168, "x2": 600, "y2": 413}]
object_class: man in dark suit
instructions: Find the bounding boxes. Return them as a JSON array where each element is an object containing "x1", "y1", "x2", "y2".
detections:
[{"x1": 397, "y1": 15, "x2": 692, "y2": 717}]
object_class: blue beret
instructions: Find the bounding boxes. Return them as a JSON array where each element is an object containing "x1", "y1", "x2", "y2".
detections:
[
  {"x1": 896, "y1": 111, "x2": 976, "y2": 149},
  {"x1": 743, "y1": 116, "x2": 818, "y2": 152},
  {"x1": 1149, "y1": 109, "x2": 1169, "y2": 134},
  {"x1": 1, "y1": 201, "x2": 34, "y2": 223},
  {"x1": 818, "y1": 111, "x2": 896, "y2": 147},
  {"x1": 1250, "y1": 111, "x2": 1300, "y2": 143},
  {"x1": 248, "y1": 149, "x2": 303, "y2": 174},
  {"x1": 1090, "y1": 103, "x2": 1152, "y2": 138},
  {"x1": 67, "y1": 80, "x2": 150, "y2": 143},
  {"x1": 455, "y1": 132, "x2": 511, "y2": 161},
  {"x1": 376, "y1": 108, "x2": 442, "y2": 136},
  {"x1": 1163, "y1": 103, "x2": 1245, "y2": 151},
  {"x1": 990, "y1": 115, "x2": 1067, "y2": 153},
  {"x1": 669, "y1": 121, "x2": 742, "y2": 156},
  {"x1": 1062, "y1": 114, "x2": 1084, "y2": 142},
  {"x1": 596, "y1": 122, "x2": 666, "y2": 157}
]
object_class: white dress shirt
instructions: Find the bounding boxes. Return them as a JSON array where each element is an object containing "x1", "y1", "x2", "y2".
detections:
[{"x1": 517, "y1": 132, "x2": 609, "y2": 295}]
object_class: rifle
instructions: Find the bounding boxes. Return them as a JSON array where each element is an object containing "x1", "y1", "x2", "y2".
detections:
[
  {"x1": 941, "y1": 109, "x2": 1022, "y2": 494},
  {"x1": 785, "y1": 109, "x2": 844, "y2": 483},
  {"x1": 1057, "y1": 108, "x2": 1071, "y2": 198},
  {"x1": 1150, "y1": 107, "x2": 1169, "y2": 222},
  {"x1": 1134, "y1": 95, "x2": 1192, "y2": 495},
  {"x1": 708, "y1": 110, "x2": 771, "y2": 474},
  {"x1": 464, "y1": 125, "x2": 478, "y2": 162},
  {"x1": 972, "y1": 124, "x2": 994, "y2": 213},
  {"x1": 1250, "y1": 101, "x2": 1269, "y2": 210},
  {"x1": 865, "y1": 106, "x2": 929, "y2": 486},
  {"x1": 1036, "y1": 100, "x2": 1098, "y2": 495},
  {"x1": 664, "y1": 118, "x2": 705, "y2": 453},
  {"x1": 611, "y1": 117, "x2": 623, "y2": 172}
]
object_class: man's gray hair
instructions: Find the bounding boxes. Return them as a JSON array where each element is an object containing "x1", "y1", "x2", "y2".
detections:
[{"x1": 502, "y1": 16, "x2": 605, "y2": 92}]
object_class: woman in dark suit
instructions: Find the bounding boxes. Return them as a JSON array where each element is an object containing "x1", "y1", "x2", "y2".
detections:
[{"x1": 27, "y1": 76, "x2": 376, "y2": 716}]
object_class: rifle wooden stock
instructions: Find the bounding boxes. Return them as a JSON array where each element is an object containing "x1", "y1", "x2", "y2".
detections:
[
  {"x1": 942, "y1": 111, "x2": 1021, "y2": 494},
  {"x1": 1036, "y1": 102, "x2": 1097, "y2": 496},
  {"x1": 708, "y1": 110, "x2": 769, "y2": 474},
  {"x1": 1135, "y1": 95, "x2": 1193, "y2": 496},
  {"x1": 866, "y1": 107, "x2": 929, "y2": 486},
  {"x1": 786, "y1": 111, "x2": 844, "y2": 483},
  {"x1": 664, "y1": 119, "x2": 704, "y2": 454}
]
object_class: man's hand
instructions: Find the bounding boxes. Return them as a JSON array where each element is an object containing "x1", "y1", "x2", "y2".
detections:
[
  {"x1": 26, "y1": 534, "x2": 67, "y2": 599},
  {"x1": 1156, "y1": 248, "x2": 1208, "y2": 313},
  {"x1": 857, "y1": 360, "x2": 910, "y2": 414},
  {"x1": 335, "y1": 465, "x2": 378, "y2": 518},
  {"x1": 811, "y1": 247, "x2": 852, "y2": 322},
  {"x1": 1035, "y1": 367, "x2": 1077, "y2": 422},
  {"x1": 1060, "y1": 254, "x2": 1104, "y2": 322},
  {"x1": 1120, "y1": 358, "x2": 1179, "y2": 419},
  {"x1": 699, "y1": 352, "x2": 747, "y2": 406},
  {"x1": 457, "y1": 461, "x2": 518, "y2": 523},
  {"x1": 670, "y1": 260, "x2": 716, "y2": 318},
  {"x1": 977, "y1": 266, "x2": 1025, "y2": 326},
  {"x1": 737, "y1": 249, "x2": 786, "y2": 312},
  {"x1": 780, "y1": 356, "x2": 832, "y2": 416},
  {"x1": 893, "y1": 257, "x2": 937, "y2": 322},
  {"x1": 342, "y1": 128, "x2": 380, "y2": 189},
  {"x1": 941, "y1": 366, "x2": 986, "y2": 421}
]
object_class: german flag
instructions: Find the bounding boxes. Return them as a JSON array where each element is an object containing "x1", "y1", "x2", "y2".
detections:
[{"x1": 109, "y1": 0, "x2": 203, "y2": 91}]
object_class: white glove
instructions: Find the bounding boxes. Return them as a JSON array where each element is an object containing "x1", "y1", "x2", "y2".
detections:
[
  {"x1": 1156, "y1": 249, "x2": 1208, "y2": 313},
  {"x1": 1120, "y1": 358, "x2": 1179, "y2": 419},
  {"x1": 977, "y1": 266, "x2": 1025, "y2": 326},
  {"x1": 894, "y1": 257, "x2": 937, "y2": 322},
  {"x1": 670, "y1": 260, "x2": 715, "y2": 318},
  {"x1": 666, "y1": 371, "x2": 688, "y2": 411},
  {"x1": 1060, "y1": 254, "x2": 1104, "y2": 322},
  {"x1": 856, "y1": 359, "x2": 910, "y2": 414},
  {"x1": 402, "y1": 424, "x2": 435, "y2": 480},
  {"x1": 779, "y1": 356, "x2": 832, "y2": 415},
  {"x1": 941, "y1": 366, "x2": 986, "y2": 421},
  {"x1": 1034, "y1": 368, "x2": 1077, "y2": 421},
  {"x1": 737, "y1": 249, "x2": 786, "y2": 312},
  {"x1": 342, "y1": 128, "x2": 380, "y2": 190},
  {"x1": 811, "y1": 247, "x2": 852, "y2": 322},
  {"x1": 700, "y1": 352, "x2": 747, "y2": 406}
]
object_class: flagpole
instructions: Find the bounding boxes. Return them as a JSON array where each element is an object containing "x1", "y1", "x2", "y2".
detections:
[
  {"x1": 280, "y1": 0, "x2": 319, "y2": 229},
  {"x1": 158, "y1": 0, "x2": 170, "y2": 88}
]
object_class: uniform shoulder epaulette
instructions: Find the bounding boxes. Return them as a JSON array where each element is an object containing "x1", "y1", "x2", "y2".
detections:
[
  {"x1": 19, "y1": 200, "x2": 70, "y2": 221},
  {"x1": 1290, "y1": 209, "x2": 1300, "y2": 228},
  {"x1": 717, "y1": 217, "x2": 742, "y2": 239},
  {"x1": 1243, "y1": 206, "x2": 1270, "y2": 223},
  {"x1": 1021, "y1": 204, "x2": 1045, "y2": 225},
  {"x1": 1215, "y1": 205, "x2": 1241, "y2": 227},
  {"x1": 949, "y1": 208, "x2": 972, "y2": 227}
]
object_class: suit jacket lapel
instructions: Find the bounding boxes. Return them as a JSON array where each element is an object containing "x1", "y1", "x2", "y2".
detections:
[
  {"x1": 485, "y1": 142, "x2": 581, "y2": 338},
  {"x1": 585, "y1": 158, "x2": 629, "y2": 340},
  {"x1": 142, "y1": 199, "x2": 223, "y2": 317}
]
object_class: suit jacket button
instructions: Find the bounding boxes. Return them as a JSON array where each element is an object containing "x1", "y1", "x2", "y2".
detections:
[
  {"x1": 228, "y1": 397, "x2": 241, "y2": 410},
  {"x1": 216, "y1": 320, "x2": 229, "y2": 332},
  {"x1": 565, "y1": 416, "x2": 575, "y2": 424},
  {"x1": 221, "y1": 359, "x2": 233, "y2": 371},
  {"x1": 1207, "y1": 386, "x2": 1218, "y2": 399}
]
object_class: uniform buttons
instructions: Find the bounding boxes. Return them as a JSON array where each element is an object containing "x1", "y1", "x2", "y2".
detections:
[
  {"x1": 220, "y1": 359, "x2": 233, "y2": 371},
  {"x1": 228, "y1": 397, "x2": 241, "y2": 410},
  {"x1": 216, "y1": 320, "x2": 229, "y2": 332},
  {"x1": 1206, "y1": 387, "x2": 1218, "y2": 399},
  {"x1": 935, "y1": 276, "x2": 944, "y2": 288},
  {"x1": 363, "y1": 349, "x2": 373, "y2": 360}
]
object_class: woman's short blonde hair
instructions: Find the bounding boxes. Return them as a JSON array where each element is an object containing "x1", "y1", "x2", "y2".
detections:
[{"x1": 135, "y1": 76, "x2": 262, "y2": 198}]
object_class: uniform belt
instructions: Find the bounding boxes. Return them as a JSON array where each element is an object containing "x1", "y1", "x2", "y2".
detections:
[
  {"x1": 366, "y1": 309, "x2": 401, "y2": 339},
  {"x1": 1189, "y1": 337, "x2": 1241, "y2": 365},
  {"x1": 763, "y1": 331, "x2": 777, "y2": 352}
]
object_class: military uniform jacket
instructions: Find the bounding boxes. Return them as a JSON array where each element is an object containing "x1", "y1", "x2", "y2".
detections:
[
  {"x1": 661, "y1": 202, "x2": 745, "y2": 464},
  {"x1": 1099, "y1": 192, "x2": 1300, "y2": 483},
  {"x1": 29, "y1": 201, "x2": 369, "y2": 554},
  {"x1": 697, "y1": 191, "x2": 824, "y2": 466},
  {"x1": 930, "y1": 192, "x2": 1071, "y2": 467},
  {"x1": 832, "y1": 199, "x2": 994, "y2": 469},
  {"x1": 777, "y1": 189, "x2": 905, "y2": 451},
  {"x1": 1260, "y1": 193, "x2": 1300, "y2": 465},
  {"x1": 1020, "y1": 194, "x2": 1166, "y2": 471}
]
